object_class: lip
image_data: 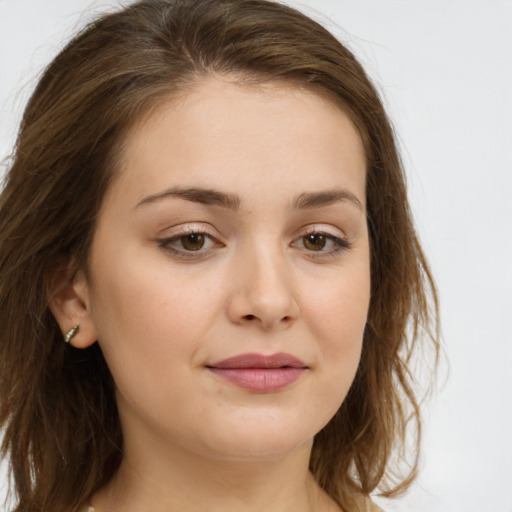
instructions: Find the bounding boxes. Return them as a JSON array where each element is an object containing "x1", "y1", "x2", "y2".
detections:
[{"x1": 206, "y1": 352, "x2": 308, "y2": 393}]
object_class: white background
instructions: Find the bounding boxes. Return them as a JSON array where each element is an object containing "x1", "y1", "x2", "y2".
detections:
[{"x1": 1, "y1": 1, "x2": 511, "y2": 511}]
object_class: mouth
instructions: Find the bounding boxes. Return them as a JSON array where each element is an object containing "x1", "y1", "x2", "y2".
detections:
[{"x1": 206, "y1": 352, "x2": 308, "y2": 393}]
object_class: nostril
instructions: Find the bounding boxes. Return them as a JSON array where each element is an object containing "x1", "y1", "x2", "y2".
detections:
[{"x1": 243, "y1": 314, "x2": 292, "y2": 322}]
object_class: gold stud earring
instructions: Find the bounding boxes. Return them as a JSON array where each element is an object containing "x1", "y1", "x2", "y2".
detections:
[{"x1": 64, "y1": 324, "x2": 79, "y2": 343}]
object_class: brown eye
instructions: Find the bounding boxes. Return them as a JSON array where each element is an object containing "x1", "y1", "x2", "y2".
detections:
[
  {"x1": 158, "y1": 229, "x2": 222, "y2": 259},
  {"x1": 292, "y1": 230, "x2": 351, "y2": 259},
  {"x1": 180, "y1": 233, "x2": 205, "y2": 251},
  {"x1": 303, "y1": 233, "x2": 327, "y2": 251}
]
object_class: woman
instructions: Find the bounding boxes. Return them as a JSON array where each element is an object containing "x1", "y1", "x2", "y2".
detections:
[{"x1": 0, "y1": 0, "x2": 439, "y2": 511}]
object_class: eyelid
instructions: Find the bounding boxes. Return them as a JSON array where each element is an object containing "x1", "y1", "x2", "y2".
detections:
[
  {"x1": 158, "y1": 222, "x2": 219, "y2": 239},
  {"x1": 292, "y1": 225, "x2": 352, "y2": 259},
  {"x1": 156, "y1": 223, "x2": 352, "y2": 261},
  {"x1": 156, "y1": 224, "x2": 224, "y2": 260},
  {"x1": 296, "y1": 223, "x2": 346, "y2": 239}
]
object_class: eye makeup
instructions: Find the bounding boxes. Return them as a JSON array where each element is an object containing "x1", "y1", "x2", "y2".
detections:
[{"x1": 156, "y1": 224, "x2": 352, "y2": 262}]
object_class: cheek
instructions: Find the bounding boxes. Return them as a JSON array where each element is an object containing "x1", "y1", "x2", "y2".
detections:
[
  {"x1": 304, "y1": 266, "x2": 370, "y2": 343},
  {"x1": 86, "y1": 262, "x2": 209, "y2": 424},
  {"x1": 301, "y1": 259, "x2": 370, "y2": 386},
  {"x1": 87, "y1": 247, "x2": 225, "y2": 374},
  {"x1": 288, "y1": 267, "x2": 369, "y2": 434}
]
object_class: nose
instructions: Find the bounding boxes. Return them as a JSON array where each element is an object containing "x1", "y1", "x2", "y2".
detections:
[{"x1": 226, "y1": 243, "x2": 300, "y2": 331}]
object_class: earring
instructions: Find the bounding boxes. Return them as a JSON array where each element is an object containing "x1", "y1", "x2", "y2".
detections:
[{"x1": 64, "y1": 324, "x2": 79, "y2": 343}]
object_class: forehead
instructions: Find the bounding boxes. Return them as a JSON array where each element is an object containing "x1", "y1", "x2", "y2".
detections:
[{"x1": 110, "y1": 77, "x2": 366, "y2": 209}]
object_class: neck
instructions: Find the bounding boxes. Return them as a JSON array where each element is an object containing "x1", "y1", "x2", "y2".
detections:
[{"x1": 92, "y1": 430, "x2": 338, "y2": 512}]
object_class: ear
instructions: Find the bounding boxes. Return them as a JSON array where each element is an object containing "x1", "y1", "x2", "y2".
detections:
[{"x1": 47, "y1": 266, "x2": 98, "y2": 349}]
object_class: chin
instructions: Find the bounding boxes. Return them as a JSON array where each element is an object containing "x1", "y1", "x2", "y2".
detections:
[
  {"x1": 192, "y1": 411, "x2": 324, "y2": 462},
  {"x1": 203, "y1": 434, "x2": 312, "y2": 462}
]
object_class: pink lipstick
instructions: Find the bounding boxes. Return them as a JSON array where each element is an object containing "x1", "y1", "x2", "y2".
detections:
[{"x1": 206, "y1": 353, "x2": 307, "y2": 392}]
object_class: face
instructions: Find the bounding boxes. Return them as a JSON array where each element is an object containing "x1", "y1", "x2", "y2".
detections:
[{"x1": 81, "y1": 78, "x2": 370, "y2": 462}]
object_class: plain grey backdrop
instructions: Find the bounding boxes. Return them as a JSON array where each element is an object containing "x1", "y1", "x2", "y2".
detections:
[{"x1": 1, "y1": 1, "x2": 511, "y2": 511}]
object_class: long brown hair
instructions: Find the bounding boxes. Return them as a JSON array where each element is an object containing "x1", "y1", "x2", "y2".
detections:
[{"x1": 0, "y1": 1, "x2": 439, "y2": 511}]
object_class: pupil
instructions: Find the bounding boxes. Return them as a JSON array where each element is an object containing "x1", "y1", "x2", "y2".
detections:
[
  {"x1": 305, "y1": 234, "x2": 326, "y2": 251},
  {"x1": 182, "y1": 233, "x2": 205, "y2": 251}
]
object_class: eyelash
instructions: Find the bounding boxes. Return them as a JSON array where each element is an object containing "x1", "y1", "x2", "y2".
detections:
[{"x1": 157, "y1": 227, "x2": 352, "y2": 261}]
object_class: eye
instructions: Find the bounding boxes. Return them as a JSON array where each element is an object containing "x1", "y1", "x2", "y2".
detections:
[
  {"x1": 157, "y1": 227, "x2": 223, "y2": 259},
  {"x1": 177, "y1": 232, "x2": 208, "y2": 251},
  {"x1": 302, "y1": 233, "x2": 331, "y2": 251},
  {"x1": 293, "y1": 230, "x2": 351, "y2": 258}
]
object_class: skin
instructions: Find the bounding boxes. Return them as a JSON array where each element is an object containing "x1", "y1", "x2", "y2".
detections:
[{"x1": 50, "y1": 77, "x2": 370, "y2": 512}]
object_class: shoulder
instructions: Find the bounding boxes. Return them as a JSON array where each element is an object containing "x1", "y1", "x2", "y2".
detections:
[
  {"x1": 352, "y1": 495, "x2": 385, "y2": 512},
  {"x1": 367, "y1": 499, "x2": 385, "y2": 512}
]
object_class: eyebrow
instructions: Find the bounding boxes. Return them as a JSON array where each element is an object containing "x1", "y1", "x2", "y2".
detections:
[
  {"x1": 136, "y1": 186, "x2": 364, "y2": 212},
  {"x1": 136, "y1": 187, "x2": 241, "y2": 210},
  {"x1": 292, "y1": 189, "x2": 364, "y2": 211}
]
